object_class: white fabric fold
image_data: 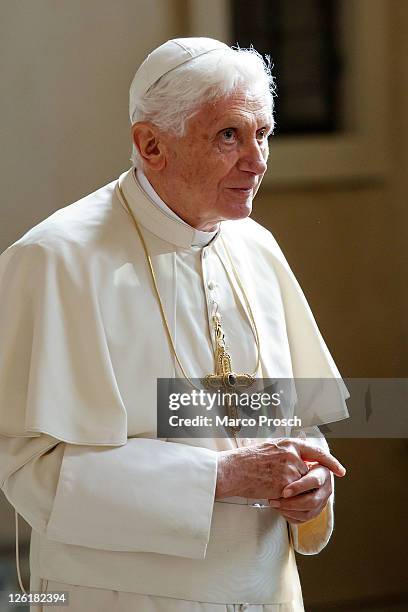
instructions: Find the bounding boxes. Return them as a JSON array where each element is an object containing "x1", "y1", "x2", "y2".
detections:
[{"x1": 45, "y1": 438, "x2": 217, "y2": 558}]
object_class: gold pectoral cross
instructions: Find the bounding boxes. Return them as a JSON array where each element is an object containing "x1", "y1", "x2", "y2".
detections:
[{"x1": 203, "y1": 315, "x2": 254, "y2": 436}]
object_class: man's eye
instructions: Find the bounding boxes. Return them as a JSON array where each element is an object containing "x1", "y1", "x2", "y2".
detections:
[
  {"x1": 257, "y1": 129, "x2": 269, "y2": 141},
  {"x1": 221, "y1": 128, "x2": 236, "y2": 142}
]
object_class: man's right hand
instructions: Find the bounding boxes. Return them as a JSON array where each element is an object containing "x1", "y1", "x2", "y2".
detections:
[{"x1": 215, "y1": 438, "x2": 346, "y2": 500}]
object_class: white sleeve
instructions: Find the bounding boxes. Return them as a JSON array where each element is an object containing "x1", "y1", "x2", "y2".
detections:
[
  {"x1": 0, "y1": 435, "x2": 218, "y2": 560},
  {"x1": 288, "y1": 426, "x2": 336, "y2": 555}
]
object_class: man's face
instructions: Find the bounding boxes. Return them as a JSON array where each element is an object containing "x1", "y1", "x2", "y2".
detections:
[{"x1": 160, "y1": 89, "x2": 273, "y2": 231}]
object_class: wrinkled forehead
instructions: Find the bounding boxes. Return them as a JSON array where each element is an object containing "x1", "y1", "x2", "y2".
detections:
[{"x1": 191, "y1": 89, "x2": 274, "y2": 127}]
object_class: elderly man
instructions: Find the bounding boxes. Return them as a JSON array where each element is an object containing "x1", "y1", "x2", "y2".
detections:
[{"x1": 0, "y1": 38, "x2": 348, "y2": 611}]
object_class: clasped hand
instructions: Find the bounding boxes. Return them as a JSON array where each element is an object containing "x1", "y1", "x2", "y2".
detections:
[
  {"x1": 268, "y1": 463, "x2": 333, "y2": 524},
  {"x1": 215, "y1": 438, "x2": 346, "y2": 525}
]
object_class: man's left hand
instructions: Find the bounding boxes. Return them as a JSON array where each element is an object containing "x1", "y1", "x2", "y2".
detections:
[{"x1": 268, "y1": 465, "x2": 332, "y2": 525}]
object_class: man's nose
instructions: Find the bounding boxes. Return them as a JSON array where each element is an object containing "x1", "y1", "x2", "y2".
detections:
[{"x1": 237, "y1": 140, "x2": 268, "y2": 175}]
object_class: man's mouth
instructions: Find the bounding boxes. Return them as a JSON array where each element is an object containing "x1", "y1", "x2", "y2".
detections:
[{"x1": 228, "y1": 186, "x2": 254, "y2": 192}]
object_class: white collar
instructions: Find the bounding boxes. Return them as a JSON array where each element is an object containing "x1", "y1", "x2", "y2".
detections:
[
  {"x1": 117, "y1": 168, "x2": 221, "y2": 249},
  {"x1": 135, "y1": 168, "x2": 219, "y2": 248}
]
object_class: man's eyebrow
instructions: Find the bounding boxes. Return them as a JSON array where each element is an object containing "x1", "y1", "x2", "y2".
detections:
[{"x1": 212, "y1": 114, "x2": 273, "y2": 129}]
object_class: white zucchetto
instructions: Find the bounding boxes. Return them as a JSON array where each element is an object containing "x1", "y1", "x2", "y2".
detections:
[{"x1": 129, "y1": 37, "x2": 229, "y2": 124}]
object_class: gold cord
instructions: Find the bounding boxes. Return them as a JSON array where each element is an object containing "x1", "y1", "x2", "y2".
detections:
[
  {"x1": 15, "y1": 511, "x2": 27, "y2": 594},
  {"x1": 116, "y1": 182, "x2": 261, "y2": 383},
  {"x1": 219, "y1": 235, "x2": 261, "y2": 378}
]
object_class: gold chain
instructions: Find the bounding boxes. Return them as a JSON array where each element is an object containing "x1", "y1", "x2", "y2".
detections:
[
  {"x1": 218, "y1": 235, "x2": 261, "y2": 378},
  {"x1": 116, "y1": 182, "x2": 261, "y2": 384}
]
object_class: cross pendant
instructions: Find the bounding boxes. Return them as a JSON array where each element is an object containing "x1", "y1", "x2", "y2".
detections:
[{"x1": 202, "y1": 316, "x2": 254, "y2": 436}]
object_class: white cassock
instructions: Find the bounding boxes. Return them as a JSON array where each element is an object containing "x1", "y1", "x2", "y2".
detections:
[{"x1": 0, "y1": 167, "x2": 349, "y2": 611}]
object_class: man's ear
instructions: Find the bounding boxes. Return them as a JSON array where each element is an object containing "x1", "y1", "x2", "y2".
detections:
[{"x1": 131, "y1": 122, "x2": 166, "y2": 171}]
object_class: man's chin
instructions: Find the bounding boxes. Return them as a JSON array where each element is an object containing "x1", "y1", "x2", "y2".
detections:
[
  {"x1": 199, "y1": 199, "x2": 253, "y2": 229},
  {"x1": 223, "y1": 200, "x2": 253, "y2": 221}
]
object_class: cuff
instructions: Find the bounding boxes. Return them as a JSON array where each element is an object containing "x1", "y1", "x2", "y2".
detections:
[
  {"x1": 46, "y1": 439, "x2": 218, "y2": 559},
  {"x1": 290, "y1": 472, "x2": 334, "y2": 555}
]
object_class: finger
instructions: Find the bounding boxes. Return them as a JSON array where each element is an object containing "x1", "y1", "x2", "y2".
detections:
[
  {"x1": 280, "y1": 510, "x2": 312, "y2": 524},
  {"x1": 282, "y1": 466, "x2": 329, "y2": 498},
  {"x1": 269, "y1": 490, "x2": 321, "y2": 511},
  {"x1": 273, "y1": 442, "x2": 309, "y2": 477},
  {"x1": 295, "y1": 440, "x2": 346, "y2": 477},
  {"x1": 297, "y1": 460, "x2": 309, "y2": 477},
  {"x1": 283, "y1": 517, "x2": 303, "y2": 525},
  {"x1": 281, "y1": 509, "x2": 310, "y2": 520}
]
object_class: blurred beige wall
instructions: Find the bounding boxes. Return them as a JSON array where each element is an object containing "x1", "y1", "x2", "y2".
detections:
[
  {"x1": 0, "y1": 0, "x2": 187, "y2": 250},
  {"x1": 1, "y1": 0, "x2": 407, "y2": 609},
  {"x1": 252, "y1": 2, "x2": 408, "y2": 607},
  {"x1": 253, "y1": 1, "x2": 408, "y2": 607}
]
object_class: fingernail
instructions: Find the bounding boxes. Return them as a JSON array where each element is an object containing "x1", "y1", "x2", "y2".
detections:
[{"x1": 283, "y1": 490, "x2": 293, "y2": 498}]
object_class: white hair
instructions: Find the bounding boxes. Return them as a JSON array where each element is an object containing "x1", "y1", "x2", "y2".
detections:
[{"x1": 130, "y1": 47, "x2": 275, "y2": 167}]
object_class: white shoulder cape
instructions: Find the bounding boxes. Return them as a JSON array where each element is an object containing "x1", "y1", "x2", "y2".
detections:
[{"x1": 0, "y1": 171, "x2": 348, "y2": 444}]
